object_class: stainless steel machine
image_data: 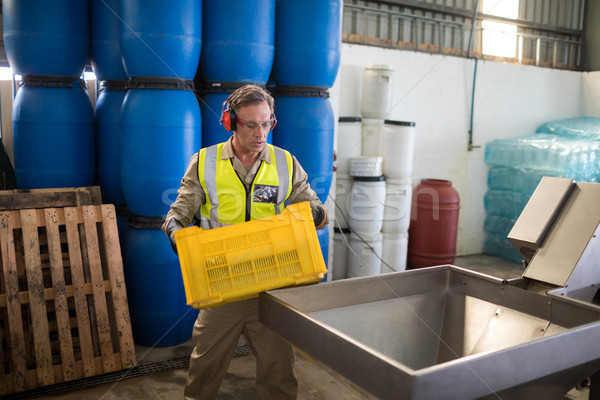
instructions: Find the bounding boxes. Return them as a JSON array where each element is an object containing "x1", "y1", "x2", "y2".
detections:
[{"x1": 259, "y1": 177, "x2": 600, "y2": 400}]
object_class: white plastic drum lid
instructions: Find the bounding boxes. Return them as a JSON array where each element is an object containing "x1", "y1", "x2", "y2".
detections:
[
  {"x1": 361, "y1": 64, "x2": 393, "y2": 120},
  {"x1": 381, "y1": 120, "x2": 416, "y2": 179},
  {"x1": 347, "y1": 232, "x2": 383, "y2": 277},
  {"x1": 337, "y1": 117, "x2": 362, "y2": 174},
  {"x1": 382, "y1": 178, "x2": 412, "y2": 234},
  {"x1": 334, "y1": 174, "x2": 353, "y2": 229},
  {"x1": 381, "y1": 231, "x2": 408, "y2": 273},
  {"x1": 332, "y1": 229, "x2": 351, "y2": 280},
  {"x1": 361, "y1": 118, "x2": 383, "y2": 157},
  {"x1": 348, "y1": 177, "x2": 386, "y2": 235}
]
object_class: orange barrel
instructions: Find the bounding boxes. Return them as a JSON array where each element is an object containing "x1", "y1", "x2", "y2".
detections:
[{"x1": 407, "y1": 179, "x2": 460, "y2": 268}]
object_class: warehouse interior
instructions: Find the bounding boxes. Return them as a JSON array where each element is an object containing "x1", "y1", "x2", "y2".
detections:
[{"x1": 1, "y1": 0, "x2": 600, "y2": 399}]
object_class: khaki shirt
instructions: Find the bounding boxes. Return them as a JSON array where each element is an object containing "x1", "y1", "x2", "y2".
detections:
[{"x1": 162, "y1": 137, "x2": 328, "y2": 233}]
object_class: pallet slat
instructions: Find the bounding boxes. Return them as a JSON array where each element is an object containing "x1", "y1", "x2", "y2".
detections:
[
  {"x1": 64, "y1": 207, "x2": 96, "y2": 378},
  {"x1": 44, "y1": 209, "x2": 77, "y2": 382},
  {"x1": 0, "y1": 186, "x2": 101, "y2": 211},
  {"x1": 20, "y1": 209, "x2": 55, "y2": 386},
  {"x1": 0, "y1": 213, "x2": 28, "y2": 392},
  {"x1": 100, "y1": 205, "x2": 136, "y2": 369},
  {"x1": 82, "y1": 206, "x2": 116, "y2": 373}
]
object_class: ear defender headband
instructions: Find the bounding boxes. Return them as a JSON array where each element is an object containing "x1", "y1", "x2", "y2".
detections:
[
  {"x1": 219, "y1": 100, "x2": 277, "y2": 132},
  {"x1": 219, "y1": 100, "x2": 237, "y2": 132}
]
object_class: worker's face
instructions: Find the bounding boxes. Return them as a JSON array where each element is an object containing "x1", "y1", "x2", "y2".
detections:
[{"x1": 233, "y1": 101, "x2": 274, "y2": 155}]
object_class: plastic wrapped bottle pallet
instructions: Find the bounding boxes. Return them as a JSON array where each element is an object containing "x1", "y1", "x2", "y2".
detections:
[
  {"x1": 536, "y1": 116, "x2": 600, "y2": 141},
  {"x1": 175, "y1": 202, "x2": 326, "y2": 309},
  {"x1": 485, "y1": 133, "x2": 600, "y2": 182},
  {"x1": 484, "y1": 190, "x2": 531, "y2": 219},
  {"x1": 487, "y1": 166, "x2": 556, "y2": 195},
  {"x1": 484, "y1": 233, "x2": 523, "y2": 265},
  {"x1": 483, "y1": 215, "x2": 518, "y2": 237}
]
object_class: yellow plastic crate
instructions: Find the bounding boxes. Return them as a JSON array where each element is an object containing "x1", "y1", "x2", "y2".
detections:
[{"x1": 175, "y1": 202, "x2": 327, "y2": 309}]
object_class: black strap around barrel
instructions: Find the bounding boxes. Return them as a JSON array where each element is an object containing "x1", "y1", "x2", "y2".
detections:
[
  {"x1": 18, "y1": 74, "x2": 88, "y2": 89},
  {"x1": 269, "y1": 85, "x2": 329, "y2": 98},
  {"x1": 127, "y1": 77, "x2": 195, "y2": 91},
  {"x1": 199, "y1": 81, "x2": 265, "y2": 95},
  {"x1": 99, "y1": 79, "x2": 128, "y2": 92},
  {"x1": 126, "y1": 214, "x2": 165, "y2": 230}
]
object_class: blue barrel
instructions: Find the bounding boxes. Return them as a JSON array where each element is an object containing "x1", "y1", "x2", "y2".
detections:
[
  {"x1": 2, "y1": 0, "x2": 88, "y2": 76},
  {"x1": 120, "y1": 0, "x2": 202, "y2": 79},
  {"x1": 120, "y1": 79, "x2": 201, "y2": 217},
  {"x1": 13, "y1": 77, "x2": 95, "y2": 189},
  {"x1": 201, "y1": 0, "x2": 275, "y2": 84},
  {"x1": 317, "y1": 227, "x2": 329, "y2": 282},
  {"x1": 95, "y1": 81, "x2": 127, "y2": 205},
  {"x1": 90, "y1": 0, "x2": 127, "y2": 80},
  {"x1": 272, "y1": 87, "x2": 334, "y2": 203},
  {"x1": 200, "y1": 91, "x2": 231, "y2": 148},
  {"x1": 122, "y1": 218, "x2": 198, "y2": 347},
  {"x1": 273, "y1": 0, "x2": 342, "y2": 88}
]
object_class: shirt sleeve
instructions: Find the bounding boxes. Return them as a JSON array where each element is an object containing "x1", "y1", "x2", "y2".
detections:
[
  {"x1": 161, "y1": 152, "x2": 206, "y2": 234},
  {"x1": 287, "y1": 156, "x2": 329, "y2": 230}
]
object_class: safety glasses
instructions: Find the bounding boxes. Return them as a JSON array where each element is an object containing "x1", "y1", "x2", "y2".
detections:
[{"x1": 238, "y1": 118, "x2": 277, "y2": 131}]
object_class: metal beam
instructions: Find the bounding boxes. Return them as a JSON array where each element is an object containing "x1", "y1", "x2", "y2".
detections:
[{"x1": 376, "y1": 0, "x2": 583, "y2": 36}]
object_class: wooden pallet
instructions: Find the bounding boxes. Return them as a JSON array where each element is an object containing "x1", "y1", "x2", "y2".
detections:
[
  {"x1": 0, "y1": 186, "x2": 102, "y2": 211},
  {"x1": 0, "y1": 204, "x2": 136, "y2": 395}
]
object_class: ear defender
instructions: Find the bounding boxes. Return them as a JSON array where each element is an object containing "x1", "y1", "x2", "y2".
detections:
[{"x1": 219, "y1": 101, "x2": 237, "y2": 131}]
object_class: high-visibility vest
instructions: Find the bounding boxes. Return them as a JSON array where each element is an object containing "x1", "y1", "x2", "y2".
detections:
[{"x1": 197, "y1": 142, "x2": 293, "y2": 229}]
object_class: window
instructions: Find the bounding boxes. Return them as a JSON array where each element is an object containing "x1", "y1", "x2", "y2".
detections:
[{"x1": 481, "y1": 0, "x2": 519, "y2": 58}]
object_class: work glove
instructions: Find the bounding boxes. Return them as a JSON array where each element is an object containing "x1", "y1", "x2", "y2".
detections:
[
  {"x1": 311, "y1": 204, "x2": 325, "y2": 227},
  {"x1": 166, "y1": 218, "x2": 184, "y2": 255}
]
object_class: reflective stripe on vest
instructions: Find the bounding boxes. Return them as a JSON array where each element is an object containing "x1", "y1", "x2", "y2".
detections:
[{"x1": 197, "y1": 143, "x2": 293, "y2": 229}]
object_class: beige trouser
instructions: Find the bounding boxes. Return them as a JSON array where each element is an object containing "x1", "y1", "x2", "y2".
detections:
[{"x1": 183, "y1": 298, "x2": 298, "y2": 400}]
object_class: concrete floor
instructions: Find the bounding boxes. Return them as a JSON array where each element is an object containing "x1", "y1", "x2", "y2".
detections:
[{"x1": 14, "y1": 255, "x2": 592, "y2": 400}]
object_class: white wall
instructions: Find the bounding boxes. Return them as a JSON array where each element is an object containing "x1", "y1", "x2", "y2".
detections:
[
  {"x1": 583, "y1": 71, "x2": 600, "y2": 117},
  {"x1": 330, "y1": 43, "x2": 583, "y2": 255}
]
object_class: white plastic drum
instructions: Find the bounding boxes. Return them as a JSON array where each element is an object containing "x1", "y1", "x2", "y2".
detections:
[
  {"x1": 348, "y1": 232, "x2": 383, "y2": 277},
  {"x1": 381, "y1": 120, "x2": 416, "y2": 179},
  {"x1": 337, "y1": 117, "x2": 362, "y2": 174},
  {"x1": 334, "y1": 173, "x2": 353, "y2": 228},
  {"x1": 349, "y1": 156, "x2": 383, "y2": 177},
  {"x1": 381, "y1": 232, "x2": 408, "y2": 273},
  {"x1": 382, "y1": 178, "x2": 412, "y2": 234},
  {"x1": 332, "y1": 228, "x2": 351, "y2": 280},
  {"x1": 360, "y1": 64, "x2": 393, "y2": 120},
  {"x1": 361, "y1": 118, "x2": 383, "y2": 157},
  {"x1": 348, "y1": 176, "x2": 386, "y2": 235}
]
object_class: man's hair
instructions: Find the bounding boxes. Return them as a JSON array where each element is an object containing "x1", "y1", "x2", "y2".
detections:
[{"x1": 226, "y1": 84, "x2": 275, "y2": 115}]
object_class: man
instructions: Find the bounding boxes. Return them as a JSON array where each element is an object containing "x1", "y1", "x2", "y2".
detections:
[{"x1": 162, "y1": 84, "x2": 328, "y2": 399}]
